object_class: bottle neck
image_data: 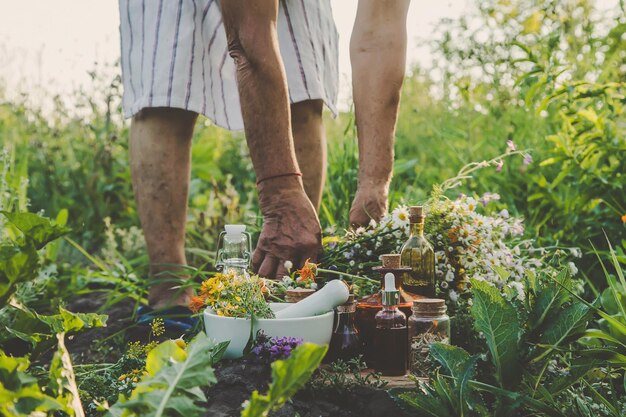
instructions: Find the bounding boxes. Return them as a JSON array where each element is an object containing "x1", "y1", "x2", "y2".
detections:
[
  {"x1": 409, "y1": 218, "x2": 425, "y2": 236},
  {"x1": 335, "y1": 308, "x2": 356, "y2": 329}
]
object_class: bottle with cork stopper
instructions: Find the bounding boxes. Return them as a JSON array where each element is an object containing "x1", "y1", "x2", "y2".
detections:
[
  {"x1": 400, "y1": 206, "x2": 436, "y2": 297},
  {"x1": 408, "y1": 298, "x2": 450, "y2": 376},
  {"x1": 355, "y1": 254, "x2": 421, "y2": 367},
  {"x1": 373, "y1": 273, "x2": 408, "y2": 376}
]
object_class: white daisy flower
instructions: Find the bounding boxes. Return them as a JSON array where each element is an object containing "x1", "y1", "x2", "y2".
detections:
[{"x1": 391, "y1": 207, "x2": 410, "y2": 229}]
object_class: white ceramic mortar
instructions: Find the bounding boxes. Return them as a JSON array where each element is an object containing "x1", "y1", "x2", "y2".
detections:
[{"x1": 203, "y1": 303, "x2": 334, "y2": 359}]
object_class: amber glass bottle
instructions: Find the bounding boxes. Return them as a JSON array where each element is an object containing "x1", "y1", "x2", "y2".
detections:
[
  {"x1": 373, "y1": 273, "x2": 408, "y2": 376},
  {"x1": 327, "y1": 295, "x2": 362, "y2": 362},
  {"x1": 355, "y1": 254, "x2": 420, "y2": 367},
  {"x1": 400, "y1": 206, "x2": 436, "y2": 297}
]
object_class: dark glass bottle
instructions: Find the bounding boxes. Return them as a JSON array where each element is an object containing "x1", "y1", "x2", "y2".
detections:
[
  {"x1": 327, "y1": 295, "x2": 362, "y2": 362},
  {"x1": 373, "y1": 273, "x2": 408, "y2": 376},
  {"x1": 356, "y1": 254, "x2": 421, "y2": 367},
  {"x1": 400, "y1": 206, "x2": 436, "y2": 297}
]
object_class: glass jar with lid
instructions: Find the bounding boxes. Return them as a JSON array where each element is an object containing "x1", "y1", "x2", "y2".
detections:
[
  {"x1": 408, "y1": 298, "x2": 450, "y2": 376},
  {"x1": 216, "y1": 224, "x2": 252, "y2": 277}
]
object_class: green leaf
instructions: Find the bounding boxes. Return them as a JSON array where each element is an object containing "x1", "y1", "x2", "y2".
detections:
[
  {"x1": 39, "y1": 308, "x2": 108, "y2": 334},
  {"x1": 108, "y1": 333, "x2": 222, "y2": 417},
  {"x1": 429, "y1": 343, "x2": 480, "y2": 416},
  {"x1": 0, "y1": 243, "x2": 39, "y2": 303},
  {"x1": 530, "y1": 269, "x2": 571, "y2": 331},
  {"x1": 241, "y1": 343, "x2": 327, "y2": 417},
  {"x1": 429, "y1": 343, "x2": 470, "y2": 378},
  {"x1": 470, "y1": 279, "x2": 522, "y2": 389},
  {"x1": 146, "y1": 340, "x2": 188, "y2": 376},
  {"x1": 398, "y1": 390, "x2": 455, "y2": 417},
  {"x1": 533, "y1": 303, "x2": 591, "y2": 363},
  {"x1": 1, "y1": 211, "x2": 71, "y2": 249},
  {"x1": 0, "y1": 351, "x2": 66, "y2": 416}
]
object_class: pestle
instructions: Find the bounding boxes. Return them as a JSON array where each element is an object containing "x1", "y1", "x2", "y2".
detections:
[{"x1": 275, "y1": 280, "x2": 350, "y2": 319}]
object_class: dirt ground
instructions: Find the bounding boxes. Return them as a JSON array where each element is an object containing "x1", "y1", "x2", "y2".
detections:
[{"x1": 67, "y1": 294, "x2": 412, "y2": 417}]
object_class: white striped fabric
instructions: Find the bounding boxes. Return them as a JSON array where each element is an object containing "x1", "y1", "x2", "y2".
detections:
[{"x1": 119, "y1": 0, "x2": 339, "y2": 131}]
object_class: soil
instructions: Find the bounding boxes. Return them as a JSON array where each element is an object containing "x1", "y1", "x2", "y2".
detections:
[
  {"x1": 66, "y1": 294, "x2": 413, "y2": 417},
  {"x1": 204, "y1": 356, "x2": 413, "y2": 417}
]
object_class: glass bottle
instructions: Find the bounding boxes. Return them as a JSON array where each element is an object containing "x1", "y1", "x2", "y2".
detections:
[
  {"x1": 355, "y1": 254, "x2": 421, "y2": 367},
  {"x1": 327, "y1": 295, "x2": 363, "y2": 362},
  {"x1": 408, "y1": 298, "x2": 450, "y2": 376},
  {"x1": 400, "y1": 206, "x2": 436, "y2": 297},
  {"x1": 373, "y1": 273, "x2": 408, "y2": 376},
  {"x1": 215, "y1": 224, "x2": 252, "y2": 278}
]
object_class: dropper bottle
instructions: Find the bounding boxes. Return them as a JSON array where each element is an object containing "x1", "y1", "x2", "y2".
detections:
[{"x1": 373, "y1": 273, "x2": 408, "y2": 376}]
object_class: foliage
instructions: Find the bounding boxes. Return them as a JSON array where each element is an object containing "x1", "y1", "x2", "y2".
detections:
[
  {"x1": 395, "y1": 266, "x2": 600, "y2": 416},
  {"x1": 307, "y1": 355, "x2": 387, "y2": 394},
  {"x1": 0, "y1": 211, "x2": 71, "y2": 304},
  {"x1": 0, "y1": 351, "x2": 66, "y2": 416},
  {"x1": 241, "y1": 342, "x2": 327, "y2": 417},
  {"x1": 107, "y1": 333, "x2": 227, "y2": 417}
]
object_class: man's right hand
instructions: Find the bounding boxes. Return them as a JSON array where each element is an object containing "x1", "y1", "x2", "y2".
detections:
[{"x1": 253, "y1": 175, "x2": 322, "y2": 279}]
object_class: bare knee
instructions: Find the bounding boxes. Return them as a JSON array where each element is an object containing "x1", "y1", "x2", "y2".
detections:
[
  {"x1": 132, "y1": 107, "x2": 198, "y2": 139},
  {"x1": 291, "y1": 100, "x2": 323, "y2": 127}
]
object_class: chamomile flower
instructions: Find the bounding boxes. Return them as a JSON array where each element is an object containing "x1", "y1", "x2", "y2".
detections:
[{"x1": 391, "y1": 207, "x2": 410, "y2": 229}]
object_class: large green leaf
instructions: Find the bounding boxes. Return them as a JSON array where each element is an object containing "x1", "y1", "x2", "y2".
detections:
[
  {"x1": 470, "y1": 279, "x2": 522, "y2": 389},
  {"x1": 0, "y1": 243, "x2": 39, "y2": 303},
  {"x1": 398, "y1": 388, "x2": 456, "y2": 417},
  {"x1": 241, "y1": 343, "x2": 328, "y2": 417},
  {"x1": 430, "y1": 343, "x2": 481, "y2": 417},
  {"x1": 39, "y1": 308, "x2": 108, "y2": 334},
  {"x1": 108, "y1": 333, "x2": 226, "y2": 417},
  {"x1": 533, "y1": 303, "x2": 591, "y2": 363},
  {"x1": 1, "y1": 211, "x2": 72, "y2": 249},
  {"x1": 530, "y1": 269, "x2": 571, "y2": 331},
  {"x1": 0, "y1": 351, "x2": 67, "y2": 416}
]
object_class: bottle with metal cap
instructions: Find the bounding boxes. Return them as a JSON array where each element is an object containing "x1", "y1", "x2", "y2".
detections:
[
  {"x1": 327, "y1": 294, "x2": 363, "y2": 362},
  {"x1": 373, "y1": 273, "x2": 408, "y2": 376},
  {"x1": 216, "y1": 224, "x2": 252, "y2": 277},
  {"x1": 408, "y1": 298, "x2": 450, "y2": 376},
  {"x1": 355, "y1": 254, "x2": 421, "y2": 367}
]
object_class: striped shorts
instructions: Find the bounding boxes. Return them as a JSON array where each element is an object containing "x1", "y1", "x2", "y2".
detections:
[{"x1": 119, "y1": 0, "x2": 339, "y2": 131}]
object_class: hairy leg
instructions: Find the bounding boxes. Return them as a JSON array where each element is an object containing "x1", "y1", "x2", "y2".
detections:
[
  {"x1": 130, "y1": 107, "x2": 197, "y2": 308},
  {"x1": 220, "y1": 0, "x2": 321, "y2": 279},
  {"x1": 349, "y1": 0, "x2": 411, "y2": 226},
  {"x1": 291, "y1": 99, "x2": 326, "y2": 211}
]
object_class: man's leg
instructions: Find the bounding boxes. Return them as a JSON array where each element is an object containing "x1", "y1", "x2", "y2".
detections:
[
  {"x1": 220, "y1": 0, "x2": 321, "y2": 279},
  {"x1": 130, "y1": 108, "x2": 197, "y2": 309},
  {"x1": 349, "y1": 0, "x2": 411, "y2": 226},
  {"x1": 291, "y1": 99, "x2": 326, "y2": 212}
]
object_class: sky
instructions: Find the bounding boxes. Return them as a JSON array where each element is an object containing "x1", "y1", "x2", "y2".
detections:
[
  {"x1": 0, "y1": 0, "x2": 472, "y2": 112},
  {"x1": 0, "y1": 0, "x2": 620, "y2": 113}
]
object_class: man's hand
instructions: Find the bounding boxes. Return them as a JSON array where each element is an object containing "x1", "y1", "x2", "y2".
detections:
[
  {"x1": 349, "y1": 184, "x2": 389, "y2": 227},
  {"x1": 253, "y1": 176, "x2": 322, "y2": 279}
]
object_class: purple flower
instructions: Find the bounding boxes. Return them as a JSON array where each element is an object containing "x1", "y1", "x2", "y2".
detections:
[
  {"x1": 252, "y1": 335, "x2": 304, "y2": 361},
  {"x1": 506, "y1": 140, "x2": 516, "y2": 152},
  {"x1": 495, "y1": 160, "x2": 504, "y2": 172},
  {"x1": 523, "y1": 154, "x2": 533, "y2": 166}
]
